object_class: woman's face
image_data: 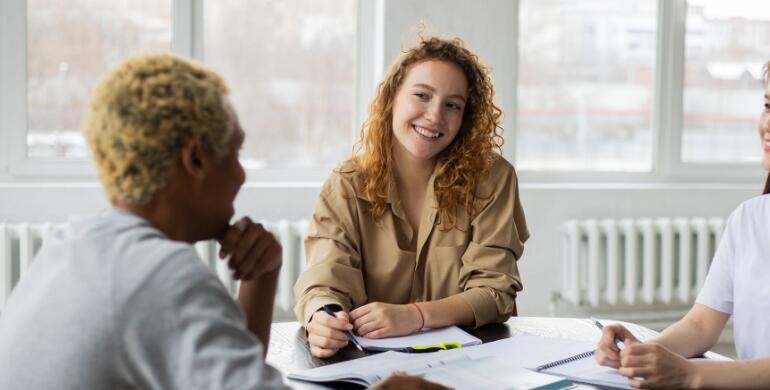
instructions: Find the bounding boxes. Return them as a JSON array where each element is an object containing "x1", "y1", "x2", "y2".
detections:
[
  {"x1": 390, "y1": 60, "x2": 469, "y2": 163},
  {"x1": 760, "y1": 81, "x2": 770, "y2": 171}
]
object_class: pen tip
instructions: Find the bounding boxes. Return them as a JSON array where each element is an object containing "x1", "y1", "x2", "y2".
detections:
[{"x1": 356, "y1": 344, "x2": 363, "y2": 352}]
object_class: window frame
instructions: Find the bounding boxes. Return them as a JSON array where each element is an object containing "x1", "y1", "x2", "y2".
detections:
[{"x1": 0, "y1": 0, "x2": 764, "y2": 183}]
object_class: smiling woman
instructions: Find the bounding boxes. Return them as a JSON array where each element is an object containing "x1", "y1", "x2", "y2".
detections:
[{"x1": 293, "y1": 36, "x2": 529, "y2": 358}]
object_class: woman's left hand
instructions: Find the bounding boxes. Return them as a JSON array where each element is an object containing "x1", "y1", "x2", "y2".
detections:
[
  {"x1": 618, "y1": 342, "x2": 698, "y2": 389},
  {"x1": 349, "y1": 302, "x2": 422, "y2": 338}
]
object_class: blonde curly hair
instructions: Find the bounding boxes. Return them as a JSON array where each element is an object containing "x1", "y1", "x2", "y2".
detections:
[
  {"x1": 353, "y1": 37, "x2": 504, "y2": 229},
  {"x1": 85, "y1": 53, "x2": 233, "y2": 205}
]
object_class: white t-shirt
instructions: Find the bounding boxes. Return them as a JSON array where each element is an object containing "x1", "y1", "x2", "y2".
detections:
[
  {"x1": 0, "y1": 208, "x2": 287, "y2": 389},
  {"x1": 696, "y1": 194, "x2": 770, "y2": 360}
]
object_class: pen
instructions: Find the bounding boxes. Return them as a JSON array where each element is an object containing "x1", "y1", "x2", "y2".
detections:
[
  {"x1": 322, "y1": 304, "x2": 364, "y2": 352},
  {"x1": 591, "y1": 317, "x2": 625, "y2": 350}
]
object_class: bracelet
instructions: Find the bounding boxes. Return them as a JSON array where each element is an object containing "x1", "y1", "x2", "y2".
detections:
[{"x1": 410, "y1": 302, "x2": 425, "y2": 330}]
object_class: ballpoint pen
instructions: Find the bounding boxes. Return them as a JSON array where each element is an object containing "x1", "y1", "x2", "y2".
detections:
[
  {"x1": 591, "y1": 317, "x2": 626, "y2": 350},
  {"x1": 322, "y1": 304, "x2": 364, "y2": 352}
]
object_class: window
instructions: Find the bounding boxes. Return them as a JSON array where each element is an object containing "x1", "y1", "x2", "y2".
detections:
[
  {"x1": 516, "y1": 0, "x2": 658, "y2": 172},
  {"x1": 681, "y1": 0, "x2": 770, "y2": 163},
  {"x1": 26, "y1": 0, "x2": 171, "y2": 159},
  {"x1": 203, "y1": 0, "x2": 357, "y2": 171}
]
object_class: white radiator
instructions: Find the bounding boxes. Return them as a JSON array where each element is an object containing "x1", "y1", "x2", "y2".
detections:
[
  {"x1": 0, "y1": 220, "x2": 309, "y2": 319},
  {"x1": 557, "y1": 217, "x2": 725, "y2": 309}
]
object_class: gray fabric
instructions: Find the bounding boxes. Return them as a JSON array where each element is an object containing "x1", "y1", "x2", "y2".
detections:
[{"x1": 0, "y1": 208, "x2": 287, "y2": 389}]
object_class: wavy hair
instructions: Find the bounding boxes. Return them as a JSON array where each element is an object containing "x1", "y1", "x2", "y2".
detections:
[{"x1": 353, "y1": 36, "x2": 503, "y2": 229}]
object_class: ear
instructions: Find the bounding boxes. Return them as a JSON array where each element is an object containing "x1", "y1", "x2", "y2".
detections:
[{"x1": 179, "y1": 138, "x2": 209, "y2": 181}]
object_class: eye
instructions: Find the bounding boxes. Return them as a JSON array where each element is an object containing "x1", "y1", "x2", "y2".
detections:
[
  {"x1": 446, "y1": 102, "x2": 464, "y2": 111},
  {"x1": 413, "y1": 92, "x2": 429, "y2": 100},
  {"x1": 765, "y1": 102, "x2": 770, "y2": 111}
]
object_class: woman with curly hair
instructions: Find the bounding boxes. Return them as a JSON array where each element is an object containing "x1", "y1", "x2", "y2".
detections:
[{"x1": 294, "y1": 37, "x2": 529, "y2": 358}]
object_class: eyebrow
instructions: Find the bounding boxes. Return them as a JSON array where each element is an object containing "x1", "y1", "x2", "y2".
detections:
[{"x1": 412, "y1": 83, "x2": 467, "y2": 102}]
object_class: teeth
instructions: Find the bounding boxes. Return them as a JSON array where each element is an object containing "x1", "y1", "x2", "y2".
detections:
[{"x1": 413, "y1": 125, "x2": 440, "y2": 139}]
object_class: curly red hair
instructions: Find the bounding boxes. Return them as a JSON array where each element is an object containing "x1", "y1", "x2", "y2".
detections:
[{"x1": 353, "y1": 36, "x2": 504, "y2": 229}]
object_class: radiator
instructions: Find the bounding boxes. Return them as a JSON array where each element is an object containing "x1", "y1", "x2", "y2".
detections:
[
  {"x1": 557, "y1": 217, "x2": 726, "y2": 308},
  {"x1": 0, "y1": 220, "x2": 309, "y2": 319}
]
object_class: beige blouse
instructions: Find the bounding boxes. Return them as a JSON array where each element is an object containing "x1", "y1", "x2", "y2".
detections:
[{"x1": 293, "y1": 155, "x2": 529, "y2": 327}]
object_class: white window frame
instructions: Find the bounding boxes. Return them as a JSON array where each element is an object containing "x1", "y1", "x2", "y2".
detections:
[
  {"x1": 0, "y1": 0, "x2": 763, "y2": 183},
  {"x1": 0, "y1": 0, "x2": 380, "y2": 183}
]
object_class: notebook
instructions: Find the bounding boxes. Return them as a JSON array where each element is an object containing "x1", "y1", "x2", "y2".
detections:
[
  {"x1": 353, "y1": 325, "x2": 482, "y2": 351},
  {"x1": 288, "y1": 349, "x2": 574, "y2": 389}
]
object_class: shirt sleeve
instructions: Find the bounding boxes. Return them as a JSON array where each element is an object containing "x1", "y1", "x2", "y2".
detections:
[
  {"x1": 457, "y1": 160, "x2": 529, "y2": 327},
  {"x1": 695, "y1": 207, "x2": 739, "y2": 315},
  {"x1": 293, "y1": 175, "x2": 368, "y2": 324},
  {"x1": 116, "y1": 248, "x2": 288, "y2": 390}
]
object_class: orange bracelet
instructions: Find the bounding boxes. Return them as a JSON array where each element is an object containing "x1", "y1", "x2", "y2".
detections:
[{"x1": 410, "y1": 302, "x2": 425, "y2": 330}]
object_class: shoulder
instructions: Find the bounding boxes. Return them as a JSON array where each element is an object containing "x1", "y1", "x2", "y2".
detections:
[
  {"x1": 319, "y1": 158, "x2": 365, "y2": 200},
  {"x1": 476, "y1": 155, "x2": 518, "y2": 197},
  {"x1": 726, "y1": 194, "x2": 770, "y2": 233}
]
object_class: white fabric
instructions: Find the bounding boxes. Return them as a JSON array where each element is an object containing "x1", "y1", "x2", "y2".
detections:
[
  {"x1": 0, "y1": 208, "x2": 287, "y2": 389},
  {"x1": 696, "y1": 194, "x2": 770, "y2": 360}
]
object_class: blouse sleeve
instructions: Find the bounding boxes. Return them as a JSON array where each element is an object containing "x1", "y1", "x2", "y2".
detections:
[
  {"x1": 293, "y1": 175, "x2": 368, "y2": 324},
  {"x1": 456, "y1": 159, "x2": 529, "y2": 327},
  {"x1": 695, "y1": 206, "x2": 739, "y2": 315}
]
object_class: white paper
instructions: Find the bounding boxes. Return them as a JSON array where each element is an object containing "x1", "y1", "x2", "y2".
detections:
[{"x1": 354, "y1": 325, "x2": 482, "y2": 351}]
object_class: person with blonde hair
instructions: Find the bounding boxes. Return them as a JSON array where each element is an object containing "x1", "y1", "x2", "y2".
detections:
[
  {"x1": 595, "y1": 61, "x2": 770, "y2": 389},
  {"x1": 0, "y1": 53, "x2": 442, "y2": 390},
  {"x1": 295, "y1": 36, "x2": 529, "y2": 358}
]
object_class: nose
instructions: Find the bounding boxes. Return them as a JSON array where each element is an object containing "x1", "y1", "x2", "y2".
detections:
[{"x1": 424, "y1": 100, "x2": 443, "y2": 124}]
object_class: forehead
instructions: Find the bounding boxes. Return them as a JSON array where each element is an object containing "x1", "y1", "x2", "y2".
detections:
[{"x1": 403, "y1": 60, "x2": 468, "y2": 96}]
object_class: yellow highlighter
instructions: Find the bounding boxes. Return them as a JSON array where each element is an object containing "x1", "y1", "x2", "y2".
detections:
[{"x1": 404, "y1": 341, "x2": 462, "y2": 353}]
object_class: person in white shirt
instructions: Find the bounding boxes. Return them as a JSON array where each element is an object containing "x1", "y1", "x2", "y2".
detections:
[
  {"x1": 596, "y1": 60, "x2": 770, "y2": 389},
  {"x1": 0, "y1": 53, "x2": 444, "y2": 390}
]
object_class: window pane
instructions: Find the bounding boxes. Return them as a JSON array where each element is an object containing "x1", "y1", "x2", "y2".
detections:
[
  {"x1": 517, "y1": 0, "x2": 657, "y2": 171},
  {"x1": 682, "y1": 1, "x2": 770, "y2": 163},
  {"x1": 204, "y1": 0, "x2": 357, "y2": 170},
  {"x1": 27, "y1": 0, "x2": 172, "y2": 159}
]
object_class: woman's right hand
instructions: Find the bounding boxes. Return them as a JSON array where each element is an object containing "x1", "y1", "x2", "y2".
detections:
[
  {"x1": 596, "y1": 324, "x2": 641, "y2": 368},
  {"x1": 306, "y1": 308, "x2": 355, "y2": 358}
]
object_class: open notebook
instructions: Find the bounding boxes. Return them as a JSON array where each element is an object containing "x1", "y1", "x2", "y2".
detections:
[
  {"x1": 288, "y1": 350, "x2": 573, "y2": 389},
  {"x1": 353, "y1": 325, "x2": 481, "y2": 351}
]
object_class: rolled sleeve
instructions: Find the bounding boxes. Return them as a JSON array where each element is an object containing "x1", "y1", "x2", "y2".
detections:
[
  {"x1": 293, "y1": 180, "x2": 368, "y2": 325},
  {"x1": 458, "y1": 160, "x2": 528, "y2": 327}
]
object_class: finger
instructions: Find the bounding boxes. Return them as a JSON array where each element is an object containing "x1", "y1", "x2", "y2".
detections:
[
  {"x1": 353, "y1": 312, "x2": 377, "y2": 331},
  {"x1": 619, "y1": 366, "x2": 654, "y2": 378},
  {"x1": 311, "y1": 310, "x2": 353, "y2": 331},
  {"x1": 233, "y1": 224, "x2": 272, "y2": 264},
  {"x1": 620, "y1": 354, "x2": 647, "y2": 368},
  {"x1": 357, "y1": 317, "x2": 383, "y2": 336},
  {"x1": 596, "y1": 352, "x2": 621, "y2": 368},
  {"x1": 310, "y1": 344, "x2": 339, "y2": 358},
  {"x1": 218, "y1": 217, "x2": 251, "y2": 257},
  {"x1": 627, "y1": 378, "x2": 645, "y2": 389},
  {"x1": 232, "y1": 236, "x2": 271, "y2": 279},
  {"x1": 361, "y1": 328, "x2": 389, "y2": 339},
  {"x1": 227, "y1": 224, "x2": 265, "y2": 269},
  {"x1": 349, "y1": 304, "x2": 371, "y2": 321},
  {"x1": 307, "y1": 332, "x2": 348, "y2": 350}
]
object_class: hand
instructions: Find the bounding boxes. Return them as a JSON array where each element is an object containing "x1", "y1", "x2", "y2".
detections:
[
  {"x1": 350, "y1": 302, "x2": 422, "y2": 339},
  {"x1": 306, "y1": 308, "x2": 354, "y2": 358},
  {"x1": 371, "y1": 373, "x2": 451, "y2": 390},
  {"x1": 217, "y1": 217, "x2": 282, "y2": 280},
  {"x1": 596, "y1": 324, "x2": 640, "y2": 368},
  {"x1": 618, "y1": 342, "x2": 697, "y2": 389}
]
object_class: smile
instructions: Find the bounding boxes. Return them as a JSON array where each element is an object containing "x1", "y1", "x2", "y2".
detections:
[{"x1": 412, "y1": 124, "x2": 441, "y2": 140}]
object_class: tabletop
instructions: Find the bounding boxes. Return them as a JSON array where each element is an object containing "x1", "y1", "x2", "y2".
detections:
[{"x1": 265, "y1": 316, "x2": 658, "y2": 389}]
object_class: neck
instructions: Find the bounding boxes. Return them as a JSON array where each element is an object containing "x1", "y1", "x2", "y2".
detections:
[{"x1": 392, "y1": 143, "x2": 436, "y2": 192}]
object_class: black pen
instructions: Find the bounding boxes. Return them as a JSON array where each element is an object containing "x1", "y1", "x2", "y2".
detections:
[
  {"x1": 322, "y1": 304, "x2": 364, "y2": 352},
  {"x1": 592, "y1": 317, "x2": 625, "y2": 350}
]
